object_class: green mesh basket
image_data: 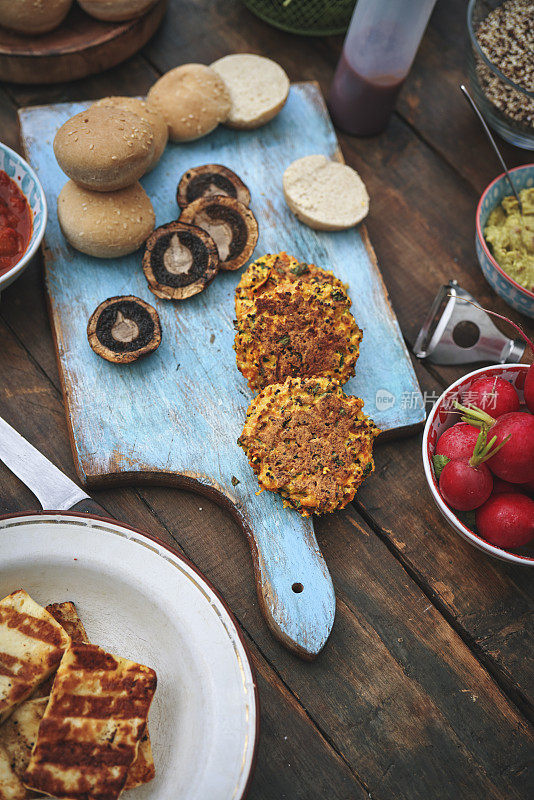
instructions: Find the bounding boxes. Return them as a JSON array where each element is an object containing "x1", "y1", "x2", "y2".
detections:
[{"x1": 240, "y1": 0, "x2": 356, "y2": 36}]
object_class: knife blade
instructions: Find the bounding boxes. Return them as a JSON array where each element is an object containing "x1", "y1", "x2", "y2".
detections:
[{"x1": 0, "y1": 415, "x2": 107, "y2": 516}]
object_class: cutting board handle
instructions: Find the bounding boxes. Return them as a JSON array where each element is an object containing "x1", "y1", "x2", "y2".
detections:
[{"x1": 237, "y1": 504, "x2": 336, "y2": 660}]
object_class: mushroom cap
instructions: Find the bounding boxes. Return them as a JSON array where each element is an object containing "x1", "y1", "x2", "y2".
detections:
[
  {"x1": 179, "y1": 196, "x2": 258, "y2": 271},
  {"x1": 87, "y1": 295, "x2": 161, "y2": 364},
  {"x1": 177, "y1": 164, "x2": 250, "y2": 209},
  {"x1": 142, "y1": 221, "x2": 219, "y2": 300}
]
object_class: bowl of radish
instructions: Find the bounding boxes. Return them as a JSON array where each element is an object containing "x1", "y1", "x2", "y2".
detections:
[{"x1": 423, "y1": 360, "x2": 534, "y2": 567}]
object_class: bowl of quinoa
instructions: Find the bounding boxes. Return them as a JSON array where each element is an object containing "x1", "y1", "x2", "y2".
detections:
[{"x1": 467, "y1": 0, "x2": 534, "y2": 149}]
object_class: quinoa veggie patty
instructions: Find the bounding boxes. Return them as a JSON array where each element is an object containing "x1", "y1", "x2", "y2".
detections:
[
  {"x1": 235, "y1": 251, "x2": 347, "y2": 319},
  {"x1": 238, "y1": 376, "x2": 380, "y2": 516},
  {"x1": 234, "y1": 280, "x2": 362, "y2": 392}
]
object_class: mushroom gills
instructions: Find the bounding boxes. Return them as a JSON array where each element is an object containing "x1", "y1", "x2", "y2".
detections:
[
  {"x1": 195, "y1": 211, "x2": 233, "y2": 262},
  {"x1": 143, "y1": 221, "x2": 219, "y2": 300},
  {"x1": 180, "y1": 196, "x2": 258, "y2": 271},
  {"x1": 87, "y1": 296, "x2": 161, "y2": 364},
  {"x1": 177, "y1": 164, "x2": 251, "y2": 209}
]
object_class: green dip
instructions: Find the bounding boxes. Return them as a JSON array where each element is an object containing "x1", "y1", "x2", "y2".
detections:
[{"x1": 484, "y1": 186, "x2": 534, "y2": 293}]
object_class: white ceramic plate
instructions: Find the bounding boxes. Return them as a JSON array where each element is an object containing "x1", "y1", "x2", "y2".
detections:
[{"x1": 0, "y1": 512, "x2": 259, "y2": 800}]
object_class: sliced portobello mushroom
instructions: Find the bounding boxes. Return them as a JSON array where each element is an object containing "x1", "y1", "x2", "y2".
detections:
[
  {"x1": 179, "y1": 196, "x2": 258, "y2": 271},
  {"x1": 177, "y1": 164, "x2": 251, "y2": 209},
  {"x1": 87, "y1": 296, "x2": 161, "y2": 364},
  {"x1": 142, "y1": 221, "x2": 219, "y2": 300}
]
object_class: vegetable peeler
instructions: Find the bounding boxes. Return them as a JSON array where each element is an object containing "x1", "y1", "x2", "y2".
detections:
[{"x1": 414, "y1": 281, "x2": 526, "y2": 365}]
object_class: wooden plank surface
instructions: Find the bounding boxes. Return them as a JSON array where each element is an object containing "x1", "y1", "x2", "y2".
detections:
[{"x1": 0, "y1": 0, "x2": 533, "y2": 797}]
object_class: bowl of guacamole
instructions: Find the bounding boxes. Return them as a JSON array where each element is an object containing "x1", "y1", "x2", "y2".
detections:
[{"x1": 476, "y1": 165, "x2": 534, "y2": 319}]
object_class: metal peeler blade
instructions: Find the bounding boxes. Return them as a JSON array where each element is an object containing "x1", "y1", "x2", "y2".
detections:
[{"x1": 414, "y1": 280, "x2": 525, "y2": 365}]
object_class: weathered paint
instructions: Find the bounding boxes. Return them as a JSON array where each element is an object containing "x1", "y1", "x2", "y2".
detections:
[{"x1": 19, "y1": 83, "x2": 423, "y2": 658}]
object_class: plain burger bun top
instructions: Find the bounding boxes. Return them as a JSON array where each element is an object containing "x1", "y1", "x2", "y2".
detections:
[
  {"x1": 147, "y1": 64, "x2": 231, "y2": 142},
  {"x1": 91, "y1": 96, "x2": 169, "y2": 171},
  {"x1": 53, "y1": 106, "x2": 155, "y2": 192},
  {"x1": 0, "y1": 0, "x2": 72, "y2": 35},
  {"x1": 77, "y1": 0, "x2": 159, "y2": 22}
]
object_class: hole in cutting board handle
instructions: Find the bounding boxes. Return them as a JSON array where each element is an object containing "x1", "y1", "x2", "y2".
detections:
[{"x1": 292, "y1": 582, "x2": 304, "y2": 594}]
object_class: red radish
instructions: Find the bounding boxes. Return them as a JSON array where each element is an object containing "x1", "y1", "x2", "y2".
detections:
[
  {"x1": 455, "y1": 403, "x2": 534, "y2": 484},
  {"x1": 454, "y1": 300, "x2": 534, "y2": 412},
  {"x1": 476, "y1": 493, "x2": 534, "y2": 549},
  {"x1": 438, "y1": 427, "x2": 500, "y2": 511},
  {"x1": 492, "y1": 478, "x2": 521, "y2": 494},
  {"x1": 435, "y1": 422, "x2": 479, "y2": 460},
  {"x1": 440, "y1": 460, "x2": 493, "y2": 511},
  {"x1": 463, "y1": 376, "x2": 519, "y2": 417}
]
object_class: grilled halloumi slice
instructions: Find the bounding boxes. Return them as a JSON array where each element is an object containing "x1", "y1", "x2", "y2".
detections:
[
  {"x1": 45, "y1": 601, "x2": 156, "y2": 790},
  {"x1": 0, "y1": 697, "x2": 46, "y2": 800},
  {"x1": 8, "y1": 602, "x2": 155, "y2": 795},
  {"x1": 0, "y1": 742, "x2": 25, "y2": 800},
  {"x1": 45, "y1": 603, "x2": 89, "y2": 645},
  {"x1": 33, "y1": 602, "x2": 91, "y2": 700},
  {"x1": 0, "y1": 591, "x2": 71, "y2": 724},
  {"x1": 23, "y1": 643, "x2": 157, "y2": 800}
]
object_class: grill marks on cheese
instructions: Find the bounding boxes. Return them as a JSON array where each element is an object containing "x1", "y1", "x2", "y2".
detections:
[
  {"x1": 0, "y1": 591, "x2": 71, "y2": 724},
  {"x1": 23, "y1": 643, "x2": 156, "y2": 800},
  {"x1": 44, "y1": 603, "x2": 156, "y2": 792},
  {"x1": 0, "y1": 602, "x2": 155, "y2": 799}
]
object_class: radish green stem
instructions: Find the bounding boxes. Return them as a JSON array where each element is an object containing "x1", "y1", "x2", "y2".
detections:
[
  {"x1": 453, "y1": 401, "x2": 511, "y2": 464},
  {"x1": 454, "y1": 400, "x2": 496, "y2": 427}
]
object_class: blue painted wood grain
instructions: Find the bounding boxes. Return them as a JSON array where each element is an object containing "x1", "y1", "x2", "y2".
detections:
[{"x1": 19, "y1": 83, "x2": 423, "y2": 658}]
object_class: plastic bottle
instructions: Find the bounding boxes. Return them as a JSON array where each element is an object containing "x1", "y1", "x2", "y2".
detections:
[{"x1": 328, "y1": 0, "x2": 437, "y2": 136}]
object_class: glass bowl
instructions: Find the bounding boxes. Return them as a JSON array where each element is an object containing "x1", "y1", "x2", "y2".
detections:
[{"x1": 467, "y1": 0, "x2": 534, "y2": 150}]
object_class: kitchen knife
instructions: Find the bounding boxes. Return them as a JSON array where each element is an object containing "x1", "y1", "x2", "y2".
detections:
[{"x1": 0, "y1": 415, "x2": 109, "y2": 517}]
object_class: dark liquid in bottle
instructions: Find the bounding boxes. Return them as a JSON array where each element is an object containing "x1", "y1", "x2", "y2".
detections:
[{"x1": 328, "y1": 51, "x2": 405, "y2": 136}]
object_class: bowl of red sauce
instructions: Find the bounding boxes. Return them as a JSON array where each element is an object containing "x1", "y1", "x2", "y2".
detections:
[{"x1": 0, "y1": 142, "x2": 47, "y2": 294}]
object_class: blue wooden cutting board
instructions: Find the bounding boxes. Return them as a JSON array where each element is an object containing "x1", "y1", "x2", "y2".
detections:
[{"x1": 19, "y1": 83, "x2": 424, "y2": 659}]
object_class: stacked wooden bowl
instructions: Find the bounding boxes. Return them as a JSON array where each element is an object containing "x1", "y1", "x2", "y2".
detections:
[{"x1": 0, "y1": 0, "x2": 167, "y2": 84}]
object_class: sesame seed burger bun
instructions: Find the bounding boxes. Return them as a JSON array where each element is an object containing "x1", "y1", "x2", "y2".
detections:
[
  {"x1": 0, "y1": 0, "x2": 72, "y2": 34},
  {"x1": 53, "y1": 106, "x2": 155, "y2": 192},
  {"x1": 147, "y1": 64, "x2": 231, "y2": 142},
  {"x1": 78, "y1": 0, "x2": 158, "y2": 22},
  {"x1": 58, "y1": 181, "x2": 155, "y2": 259},
  {"x1": 91, "y1": 96, "x2": 168, "y2": 170}
]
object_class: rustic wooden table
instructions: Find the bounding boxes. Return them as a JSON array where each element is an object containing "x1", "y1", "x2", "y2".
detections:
[{"x1": 0, "y1": 1, "x2": 532, "y2": 798}]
